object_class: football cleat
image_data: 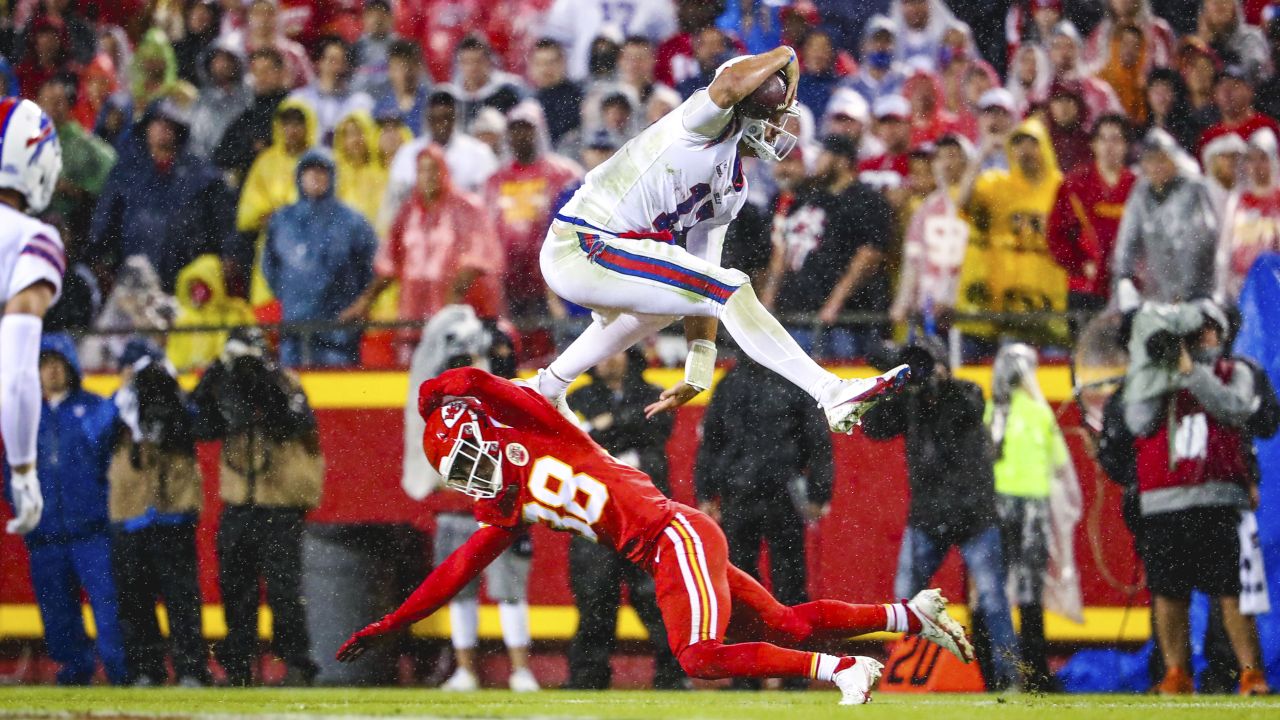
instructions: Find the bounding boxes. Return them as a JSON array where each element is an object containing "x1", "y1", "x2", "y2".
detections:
[
  {"x1": 907, "y1": 588, "x2": 975, "y2": 664},
  {"x1": 834, "y1": 656, "x2": 884, "y2": 705},
  {"x1": 822, "y1": 364, "x2": 911, "y2": 434},
  {"x1": 441, "y1": 667, "x2": 479, "y2": 692}
]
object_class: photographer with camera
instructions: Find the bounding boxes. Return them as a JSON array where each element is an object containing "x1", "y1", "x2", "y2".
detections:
[
  {"x1": 108, "y1": 340, "x2": 211, "y2": 686},
  {"x1": 861, "y1": 338, "x2": 1021, "y2": 691},
  {"x1": 1122, "y1": 299, "x2": 1271, "y2": 695},
  {"x1": 191, "y1": 328, "x2": 324, "y2": 687}
]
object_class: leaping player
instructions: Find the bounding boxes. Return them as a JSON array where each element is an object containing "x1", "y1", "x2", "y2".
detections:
[
  {"x1": 337, "y1": 368, "x2": 973, "y2": 704},
  {"x1": 533, "y1": 47, "x2": 908, "y2": 429},
  {"x1": 0, "y1": 97, "x2": 64, "y2": 535}
]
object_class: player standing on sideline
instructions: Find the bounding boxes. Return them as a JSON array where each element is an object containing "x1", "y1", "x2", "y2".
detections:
[
  {"x1": 338, "y1": 368, "x2": 974, "y2": 705},
  {"x1": 0, "y1": 97, "x2": 65, "y2": 535},
  {"x1": 534, "y1": 47, "x2": 909, "y2": 431}
]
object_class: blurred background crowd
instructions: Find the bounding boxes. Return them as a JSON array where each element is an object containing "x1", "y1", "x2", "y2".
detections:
[{"x1": 6, "y1": 0, "x2": 1280, "y2": 371}]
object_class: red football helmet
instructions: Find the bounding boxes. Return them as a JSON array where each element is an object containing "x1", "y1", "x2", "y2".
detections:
[{"x1": 422, "y1": 400, "x2": 504, "y2": 499}]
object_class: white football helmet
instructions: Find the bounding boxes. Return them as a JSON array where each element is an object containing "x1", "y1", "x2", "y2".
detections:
[
  {"x1": 0, "y1": 97, "x2": 62, "y2": 213},
  {"x1": 713, "y1": 57, "x2": 800, "y2": 162}
]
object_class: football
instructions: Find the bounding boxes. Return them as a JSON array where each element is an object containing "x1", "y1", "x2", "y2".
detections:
[{"x1": 738, "y1": 72, "x2": 788, "y2": 119}]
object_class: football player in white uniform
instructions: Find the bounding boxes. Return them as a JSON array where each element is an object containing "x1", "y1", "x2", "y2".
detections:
[
  {"x1": 0, "y1": 97, "x2": 65, "y2": 535},
  {"x1": 535, "y1": 47, "x2": 908, "y2": 431}
]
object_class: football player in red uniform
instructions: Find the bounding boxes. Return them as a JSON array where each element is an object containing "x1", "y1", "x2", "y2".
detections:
[{"x1": 337, "y1": 368, "x2": 973, "y2": 704}]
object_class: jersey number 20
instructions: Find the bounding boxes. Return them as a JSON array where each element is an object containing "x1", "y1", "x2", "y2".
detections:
[{"x1": 522, "y1": 457, "x2": 610, "y2": 541}]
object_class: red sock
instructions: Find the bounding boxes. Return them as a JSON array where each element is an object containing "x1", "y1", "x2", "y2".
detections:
[
  {"x1": 790, "y1": 600, "x2": 920, "y2": 640},
  {"x1": 680, "y1": 641, "x2": 835, "y2": 681}
]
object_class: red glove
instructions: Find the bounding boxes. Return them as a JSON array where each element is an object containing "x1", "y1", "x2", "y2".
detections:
[{"x1": 335, "y1": 617, "x2": 395, "y2": 663}]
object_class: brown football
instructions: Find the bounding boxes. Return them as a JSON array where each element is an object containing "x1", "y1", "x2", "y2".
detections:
[{"x1": 738, "y1": 72, "x2": 788, "y2": 119}]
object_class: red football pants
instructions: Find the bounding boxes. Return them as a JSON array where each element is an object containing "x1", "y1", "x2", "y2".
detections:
[{"x1": 643, "y1": 505, "x2": 895, "y2": 681}]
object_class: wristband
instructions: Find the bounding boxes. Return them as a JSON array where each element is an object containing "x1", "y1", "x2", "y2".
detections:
[{"x1": 684, "y1": 340, "x2": 717, "y2": 392}]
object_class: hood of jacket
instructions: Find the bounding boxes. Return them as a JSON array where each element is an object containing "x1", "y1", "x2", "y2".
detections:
[
  {"x1": 196, "y1": 38, "x2": 246, "y2": 89},
  {"x1": 1006, "y1": 117, "x2": 1062, "y2": 186},
  {"x1": 40, "y1": 332, "x2": 83, "y2": 389},
  {"x1": 333, "y1": 109, "x2": 380, "y2": 169},
  {"x1": 175, "y1": 254, "x2": 232, "y2": 312},
  {"x1": 270, "y1": 97, "x2": 319, "y2": 154},
  {"x1": 130, "y1": 27, "x2": 179, "y2": 102},
  {"x1": 294, "y1": 148, "x2": 337, "y2": 201}
]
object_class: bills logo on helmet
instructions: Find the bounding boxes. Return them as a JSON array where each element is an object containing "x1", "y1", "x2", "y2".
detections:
[
  {"x1": 505, "y1": 443, "x2": 529, "y2": 467},
  {"x1": 27, "y1": 116, "x2": 56, "y2": 163}
]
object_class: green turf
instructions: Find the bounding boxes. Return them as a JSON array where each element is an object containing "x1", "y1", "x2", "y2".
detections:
[{"x1": 0, "y1": 688, "x2": 1277, "y2": 720}]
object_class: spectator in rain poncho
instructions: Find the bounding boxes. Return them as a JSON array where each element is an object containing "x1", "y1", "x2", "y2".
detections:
[
  {"x1": 1005, "y1": 43, "x2": 1051, "y2": 118},
  {"x1": 843, "y1": 15, "x2": 906, "y2": 106},
  {"x1": 1195, "y1": 0, "x2": 1273, "y2": 83},
  {"x1": 1202, "y1": 131, "x2": 1247, "y2": 217},
  {"x1": 986, "y1": 343, "x2": 1083, "y2": 692},
  {"x1": 187, "y1": 41, "x2": 251, "y2": 160},
  {"x1": 128, "y1": 28, "x2": 197, "y2": 117},
  {"x1": 889, "y1": 0, "x2": 967, "y2": 72},
  {"x1": 1045, "y1": 21, "x2": 1124, "y2": 126},
  {"x1": 72, "y1": 53, "x2": 119, "y2": 132},
  {"x1": 1082, "y1": 0, "x2": 1177, "y2": 78},
  {"x1": 892, "y1": 134, "x2": 973, "y2": 330},
  {"x1": 1114, "y1": 129, "x2": 1220, "y2": 307},
  {"x1": 332, "y1": 109, "x2": 391, "y2": 228},
  {"x1": 903, "y1": 67, "x2": 966, "y2": 146},
  {"x1": 167, "y1": 255, "x2": 256, "y2": 372},
  {"x1": 1217, "y1": 128, "x2": 1280, "y2": 302},
  {"x1": 81, "y1": 257, "x2": 177, "y2": 372}
]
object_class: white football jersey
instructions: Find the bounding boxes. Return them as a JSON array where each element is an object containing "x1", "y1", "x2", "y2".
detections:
[
  {"x1": 1, "y1": 203, "x2": 65, "y2": 304},
  {"x1": 560, "y1": 89, "x2": 749, "y2": 241}
]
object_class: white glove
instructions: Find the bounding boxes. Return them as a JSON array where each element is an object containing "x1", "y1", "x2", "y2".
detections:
[{"x1": 7, "y1": 468, "x2": 43, "y2": 535}]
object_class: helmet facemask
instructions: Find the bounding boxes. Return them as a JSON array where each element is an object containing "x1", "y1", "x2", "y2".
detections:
[
  {"x1": 438, "y1": 418, "x2": 504, "y2": 499},
  {"x1": 741, "y1": 104, "x2": 801, "y2": 162}
]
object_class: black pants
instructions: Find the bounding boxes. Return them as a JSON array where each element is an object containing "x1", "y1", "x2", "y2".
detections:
[
  {"x1": 721, "y1": 497, "x2": 809, "y2": 690},
  {"x1": 111, "y1": 521, "x2": 210, "y2": 684},
  {"x1": 215, "y1": 505, "x2": 316, "y2": 685},
  {"x1": 566, "y1": 537, "x2": 685, "y2": 689}
]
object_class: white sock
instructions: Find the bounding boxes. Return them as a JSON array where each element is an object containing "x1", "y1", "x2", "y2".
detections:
[
  {"x1": 545, "y1": 313, "x2": 673, "y2": 396},
  {"x1": 814, "y1": 653, "x2": 843, "y2": 682},
  {"x1": 720, "y1": 286, "x2": 838, "y2": 402},
  {"x1": 884, "y1": 603, "x2": 910, "y2": 633},
  {"x1": 449, "y1": 598, "x2": 479, "y2": 650},
  {"x1": 498, "y1": 601, "x2": 531, "y2": 649}
]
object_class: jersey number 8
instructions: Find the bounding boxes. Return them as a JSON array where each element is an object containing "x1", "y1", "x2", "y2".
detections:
[{"x1": 522, "y1": 457, "x2": 610, "y2": 541}]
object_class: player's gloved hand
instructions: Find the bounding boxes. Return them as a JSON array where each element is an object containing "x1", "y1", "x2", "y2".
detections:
[
  {"x1": 6, "y1": 468, "x2": 43, "y2": 535},
  {"x1": 336, "y1": 617, "x2": 394, "y2": 662}
]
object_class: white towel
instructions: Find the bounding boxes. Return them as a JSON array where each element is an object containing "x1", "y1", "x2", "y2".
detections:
[{"x1": 1239, "y1": 510, "x2": 1271, "y2": 615}]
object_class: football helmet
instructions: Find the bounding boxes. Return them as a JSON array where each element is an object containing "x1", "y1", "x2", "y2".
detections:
[
  {"x1": 713, "y1": 57, "x2": 800, "y2": 162},
  {"x1": 0, "y1": 97, "x2": 62, "y2": 213},
  {"x1": 423, "y1": 400, "x2": 504, "y2": 499}
]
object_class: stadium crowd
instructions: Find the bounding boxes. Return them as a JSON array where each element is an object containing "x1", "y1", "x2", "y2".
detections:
[{"x1": 4, "y1": 0, "x2": 1280, "y2": 698}]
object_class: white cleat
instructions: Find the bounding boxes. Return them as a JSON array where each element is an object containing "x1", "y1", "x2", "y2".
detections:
[
  {"x1": 441, "y1": 667, "x2": 479, "y2": 692},
  {"x1": 516, "y1": 369, "x2": 578, "y2": 423},
  {"x1": 509, "y1": 667, "x2": 541, "y2": 692},
  {"x1": 822, "y1": 364, "x2": 912, "y2": 434},
  {"x1": 834, "y1": 656, "x2": 884, "y2": 705},
  {"x1": 907, "y1": 588, "x2": 975, "y2": 664}
]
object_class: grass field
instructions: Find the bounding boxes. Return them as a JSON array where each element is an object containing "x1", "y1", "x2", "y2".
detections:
[{"x1": 0, "y1": 688, "x2": 1276, "y2": 720}]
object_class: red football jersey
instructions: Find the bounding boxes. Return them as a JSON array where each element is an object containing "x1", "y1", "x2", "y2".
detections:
[{"x1": 419, "y1": 368, "x2": 677, "y2": 564}]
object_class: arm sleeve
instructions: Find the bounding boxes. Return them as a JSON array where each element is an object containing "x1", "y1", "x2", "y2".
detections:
[
  {"x1": 0, "y1": 314, "x2": 43, "y2": 467},
  {"x1": 418, "y1": 367, "x2": 571, "y2": 431},
  {"x1": 380, "y1": 524, "x2": 517, "y2": 631},
  {"x1": 1184, "y1": 362, "x2": 1261, "y2": 428},
  {"x1": 681, "y1": 89, "x2": 735, "y2": 141},
  {"x1": 1112, "y1": 192, "x2": 1143, "y2": 285}
]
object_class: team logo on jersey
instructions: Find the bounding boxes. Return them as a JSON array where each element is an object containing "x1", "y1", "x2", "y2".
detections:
[{"x1": 505, "y1": 442, "x2": 529, "y2": 466}]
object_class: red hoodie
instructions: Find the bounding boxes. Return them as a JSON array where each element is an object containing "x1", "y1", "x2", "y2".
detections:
[{"x1": 1046, "y1": 161, "x2": 1136, "y2": 298}]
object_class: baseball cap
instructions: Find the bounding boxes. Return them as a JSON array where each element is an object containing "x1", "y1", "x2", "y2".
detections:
[
  {"x1": 873, "y1": 94, "x2": 910, "y2": 121},
  {"x1": 826, "y1": 88, "x2": 869, "y2": 123},
  {"x1": 978, "y1": 88, "x2": 1017, "y2": 114}
]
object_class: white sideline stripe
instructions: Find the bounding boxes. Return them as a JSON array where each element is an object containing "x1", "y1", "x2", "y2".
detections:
[
  {"x1": 674, "y1": 512, "x2": 718, "y2": 640},
  {"x1": 0, "y1": 714, "x2": 578, "y2": 720},
  {"x1": 664, "y1": 525, "x2": 701, "y2": 646}
]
